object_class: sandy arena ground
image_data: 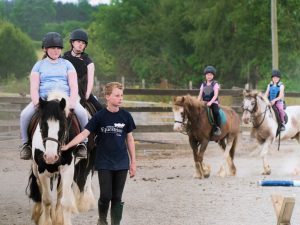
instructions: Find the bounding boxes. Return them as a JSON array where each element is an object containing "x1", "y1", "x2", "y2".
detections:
[{"x1": 1, "y1": 132, "x2": 300, "y2": 225}]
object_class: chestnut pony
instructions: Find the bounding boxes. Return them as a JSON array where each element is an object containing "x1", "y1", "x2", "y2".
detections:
[{"x1": 173, "y1": 95, "x2": 240, "y2": 179}]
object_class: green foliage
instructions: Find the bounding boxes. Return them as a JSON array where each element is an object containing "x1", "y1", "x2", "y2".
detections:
[
  {"x1": 2, "y1": 0, "x2": 99, "y2": 41},
  {"x1": 11, "y1": 0, "x2": 56, "y2": 40},
  {"x1": 89, "y1": 0, "x2": 300, "y2": 91},
  {"x1": 3, "y1": 0, "x2": 300, "y2": 92},
  {"x1": 0, "y1": 21, "x2": 37, "y2": 80},
  {"x1": 43, "y1": 20, "x2": 88, "y2": 40},
  {"x1": 0, "y1": 75, "x2": 29, "y2": 93}
]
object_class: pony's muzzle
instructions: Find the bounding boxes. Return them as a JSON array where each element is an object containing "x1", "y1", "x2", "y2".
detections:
[
  {"x1": 173, "y1": 122, "x2": 183, "y2": 131},
  {"x1": 43, "y1": 153, "x2": 59, "y2": 164}
]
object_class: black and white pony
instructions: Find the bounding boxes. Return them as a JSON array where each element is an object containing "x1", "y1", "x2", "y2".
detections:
[{"x1": 27, "y1": 92, "x2": 95, "y2": 225}]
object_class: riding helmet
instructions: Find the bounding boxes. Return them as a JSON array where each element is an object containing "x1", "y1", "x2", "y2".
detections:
[
  {"x1": 271, "y1": 69, "x2": 281, "y2": 78},
  {"x1": 204, "y1": 66, "x2": 216, "y2": 76},
  {"x1": 70, "y1": 29, "x2": 88, "y2": 44},
  {"x1": 43, "y1": 32, "x2": 63, "y2": 49}
]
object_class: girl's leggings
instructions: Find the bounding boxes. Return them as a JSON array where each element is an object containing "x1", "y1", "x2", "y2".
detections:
[{"x1": 98, "y1": 170, "x2": 128, "y2": 204}]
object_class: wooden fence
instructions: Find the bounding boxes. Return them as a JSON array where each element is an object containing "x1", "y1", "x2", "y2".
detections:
[{"x1": 1, "y1": 88, "x2": 300, "y2": 133}]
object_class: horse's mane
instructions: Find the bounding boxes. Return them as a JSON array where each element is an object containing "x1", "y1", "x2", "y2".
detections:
[
  {"x1": 243, "y1": 89, "x2": 271, "y2": 106},
  {"x1": 181, "y1": 95, "x2": 205, "y2": 108},
  {"x1": 47, "y1": 91, "x2": 70, "y2": 116}
]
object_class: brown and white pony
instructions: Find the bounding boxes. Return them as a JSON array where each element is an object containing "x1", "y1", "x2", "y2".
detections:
[
  {"x1": 242, "y1": 89, "x2": 300, "y2": 175},
  {"x1": 172, "y1": 95, "x2": 240, "y2": 179}
]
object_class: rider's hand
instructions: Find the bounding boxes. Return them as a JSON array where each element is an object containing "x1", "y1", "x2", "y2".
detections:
[
  {"x1": 61, "y1": 145, "x2": 68, "y2": 151},
  {"x1": 207, "y1": 101, "x2": 212, "y2": 106}
]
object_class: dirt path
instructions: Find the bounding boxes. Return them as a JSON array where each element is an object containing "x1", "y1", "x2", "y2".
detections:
[{"x1": 1, "y1": 135, "x2": 300, "y2": 225}]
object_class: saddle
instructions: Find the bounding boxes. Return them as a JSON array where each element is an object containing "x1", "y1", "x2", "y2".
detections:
[
  {"x1": 206, "y1": 108, "x2": 227, "y2": 126},
  {"x1": 27, "y1": 110, "x2": 81, "y2": 144},
  {"x1": 80, "y1": 98, "x2": 98, "y2": 117}
]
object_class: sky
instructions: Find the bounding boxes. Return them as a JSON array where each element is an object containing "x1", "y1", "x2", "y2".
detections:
[{"x1": 54, "y1": 0, "x2": 110, "y2": 6}]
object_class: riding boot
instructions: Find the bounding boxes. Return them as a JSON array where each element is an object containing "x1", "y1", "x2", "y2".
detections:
[
  {"x1": 111, "y1": 202, "x2": 124, "y2": 225},
  {"x1": 280, "y1": 123, "x2": 285, "y2": 132},
  {"x1": 213, "y1": 125, "x2": 221, "y2": 136},
  {"x1": 20, "y1": 142, "x2": 32, "y2": 160},
  {"x1": 97, "y1": 201, "x2": 109, "y2": 225}
]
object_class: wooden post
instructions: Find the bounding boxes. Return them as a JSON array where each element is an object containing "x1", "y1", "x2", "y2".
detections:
[
  {"x1": 271, "y1": 0, "x2": 279, "y2": 69},
  {"x1": 189, "y1": 81, "x2": 193, "y2": 90},
  {"x1": 271, "y1": 194, "x2": 295, "y2": 225},
  {"x1": 121, "y1": 76, "x2": 125, "y2": 88}
]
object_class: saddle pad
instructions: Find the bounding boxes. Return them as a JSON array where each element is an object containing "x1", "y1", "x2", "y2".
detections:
[
  {"x1": 206, "y1": 108, "x2": 227, "y2": 125},
  {"x1": 219, "y1": 109, "x2": 227, "y2": 125}
]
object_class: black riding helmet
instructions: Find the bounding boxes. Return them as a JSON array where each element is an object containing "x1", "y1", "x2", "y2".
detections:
[
  {"x1": 271, "y1": 69, "x2": 281, "y2": 78},
  {"x1": 43, "y1": 32, "x2": 63, "y2": 49},
  {"x1": 70, "y1": 29, "x2": 88, "y2": 44},
  {"x1": 204, "y1": 66, "x2": 216, "y2": 76}
]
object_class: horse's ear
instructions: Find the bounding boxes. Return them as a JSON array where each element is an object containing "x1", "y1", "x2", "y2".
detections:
[
  {"x1": 181, "y1": 96, "x2": 185, "y2": 103},
  {"x1": 60, "y1": 98, "x2": 66, "y2": 110},
  {"x1": 39, "y1": 97, "x2": 46, "y2": 109},
  {"x1": 243, "y1": 89, "x2": 250, "y2": 97}
]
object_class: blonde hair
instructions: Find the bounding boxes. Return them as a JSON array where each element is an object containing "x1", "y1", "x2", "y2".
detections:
[{"x1": 104, "y1": 82, "x2": 123, "y2": 96}]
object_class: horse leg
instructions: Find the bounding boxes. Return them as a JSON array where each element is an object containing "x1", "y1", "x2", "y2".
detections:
[
  {"x1": 190, "y1": 138, "x2": 210, "y2": 179},
  {"x1": 260, "y1": 139, "x2": 272, "y2": 175},
  {"x1": 31, "y1": 202, "x2": 42, "y2": 225},
  {"x1": 59, "y1": 161, "x2": 77, "y2": 225},
  {"x1": 74, "y1": 172, "x2": 96, "y2": 212},
  {"x1": 218, "y1": 136, "x2": 238, "y2": 177},
  {"x1": 54, "y1": 178, "x2": 63, "y2": 225},
  {"x1": 292, "y1": 133, "x2": 300, "y2": 175},
  {"x1": 38, "y1": 174, "x2": 53, "y2": 225}
]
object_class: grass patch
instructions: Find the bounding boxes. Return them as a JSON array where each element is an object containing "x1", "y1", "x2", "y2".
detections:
[{"x1": 0, "y1": 76, "x2": 29, "y2": 94}]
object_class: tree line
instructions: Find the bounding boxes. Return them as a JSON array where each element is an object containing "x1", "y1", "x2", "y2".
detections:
[{"x1": 1, "y1": 0, "x2": 300, "y2": 91}]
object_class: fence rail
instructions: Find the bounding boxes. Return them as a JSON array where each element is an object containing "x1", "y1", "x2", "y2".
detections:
[{"x1": 1, "y1": 88, "x2": 300, "y2": 133}]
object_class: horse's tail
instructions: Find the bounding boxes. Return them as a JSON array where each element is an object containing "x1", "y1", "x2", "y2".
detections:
[
  {"x1": 229, "y1": 135, "x2": 238, "y2": 160},
  {"x1": 26, "y1": 169, "x2": 41, "y2": 202}
]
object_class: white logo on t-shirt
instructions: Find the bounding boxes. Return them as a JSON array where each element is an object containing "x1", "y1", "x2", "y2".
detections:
[{"x1": 114, "y1": 123, "x2": 125, "y2": 128}]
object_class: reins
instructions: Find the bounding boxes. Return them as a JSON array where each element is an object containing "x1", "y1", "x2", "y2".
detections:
[{"x1": 251, "y1": 105, "x2": 269, "y2": 129}]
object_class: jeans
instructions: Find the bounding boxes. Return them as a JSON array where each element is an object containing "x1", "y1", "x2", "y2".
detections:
[{"x1": 20, "y1": 101, "x2": 88, "y2": 144}]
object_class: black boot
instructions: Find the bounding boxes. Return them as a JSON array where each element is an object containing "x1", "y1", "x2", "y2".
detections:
[
  {"x1": 97, "y1": 200, "x2": 109, "y2": 225},
  {"x1": 20, "y1": 142, "x2": 32, "y2": 160},
  {"x1": 111, "y1": 202, "x2": 124, "y2": 225}
]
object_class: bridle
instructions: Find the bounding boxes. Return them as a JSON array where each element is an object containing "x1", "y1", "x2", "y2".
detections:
[
  {"x1": 41, "y1": 115, "x2": 69, "y2": 157},
  {"x1": 42, "y1": 129, "x2": 67, "y2": 157},
  {"x1": 242, "y1": 96, "x2": 270, "y2": 129},
  {"x1": 173, "y1": 105, "x2": 188, "y2": 135}
]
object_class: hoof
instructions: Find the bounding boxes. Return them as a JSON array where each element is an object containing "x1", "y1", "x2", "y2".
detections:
[
  {"x1": 193, "y1": 173, "x2": 203, "y2": 179},
  {"x1": 217, "y1": 167, "x2": 226, "y2": 178},
  {"x1": 293, "y1": 168, "x2": 300, "y2": 176},
  {"x1": 203, "y1": 173, "x2": 210, "y2": 178},
  {"x1": 261, "y1": 170, "x2": 271, "y2": 175},
  {"x1": 203, "y1": 164, "x2": 211, "y2": 178}
]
